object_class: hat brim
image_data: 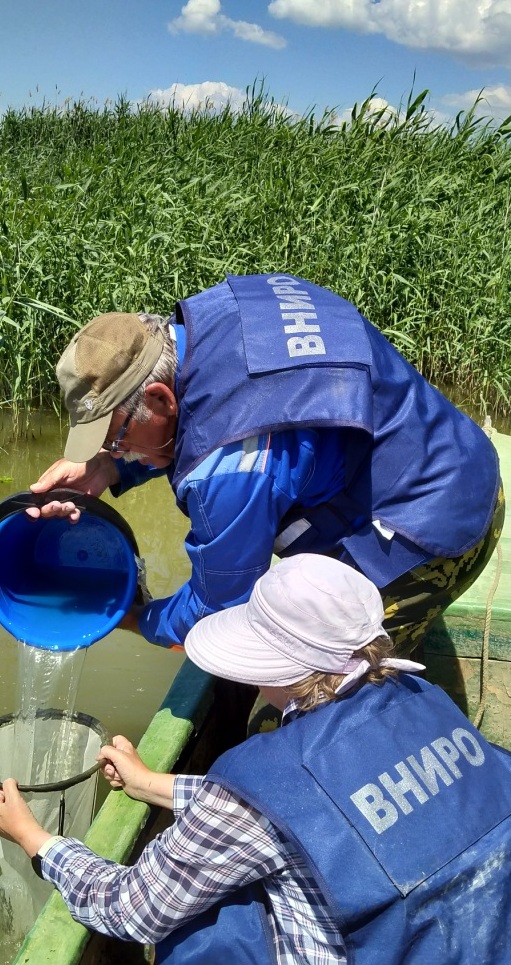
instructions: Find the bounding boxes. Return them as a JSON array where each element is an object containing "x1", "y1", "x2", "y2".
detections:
[
  {"x1": 64, "y1": 412, "x2": 112, "y2": 463},
  {"x1": 185, "y1": 602, "x2": 315, "y2": 687}
]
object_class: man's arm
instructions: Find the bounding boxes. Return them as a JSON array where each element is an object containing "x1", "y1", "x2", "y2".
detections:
[
  {"x1": 138, "y1": 433, "x2": 312, "y2": 646},
  {"x1": 27, "y1": 454, "x2": 121, "y2": 521},
  {"x1": 110, "y1": 458, "x2": 170, "y2": 496},
  {"x1": 28, "y1": 452, "x2": 169, "y2": 523}
]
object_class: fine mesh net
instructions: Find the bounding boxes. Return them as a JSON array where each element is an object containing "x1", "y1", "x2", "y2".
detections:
[{"x1": 0, "y1": 711, "x2": 108, "y2": 959}]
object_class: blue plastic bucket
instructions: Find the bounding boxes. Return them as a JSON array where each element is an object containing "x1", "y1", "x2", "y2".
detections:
[{"x1": 0, "y1": 489, "x2": 139, "y2": 651}]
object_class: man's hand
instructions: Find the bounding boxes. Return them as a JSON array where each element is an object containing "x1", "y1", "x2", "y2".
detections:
[
  {"x1": 0, "y1": 779, "x2": 52, "y2": 857},
  {"x1": 27, "y1": 454, "x2": 121, "y2": 522},
  {"x1": 119, "y1": 604, "x2": 144, "y2": 636},
  {"x1": 98, "y1": 736, "x2": 175, "y2": 809}
]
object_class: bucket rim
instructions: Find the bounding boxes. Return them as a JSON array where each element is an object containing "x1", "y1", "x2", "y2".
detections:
[{"x1": 0, "y1": 488, "x2": 140, "y2": 555}]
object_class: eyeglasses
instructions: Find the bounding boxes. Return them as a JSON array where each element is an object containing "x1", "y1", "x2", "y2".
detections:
[{"x1": 102, "y1": 412, "x2": 132, "y2": 454}]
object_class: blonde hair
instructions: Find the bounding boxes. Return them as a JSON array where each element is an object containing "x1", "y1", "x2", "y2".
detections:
[{"x1": 285, "y1": 635, "x2": 397, "y2": 712}]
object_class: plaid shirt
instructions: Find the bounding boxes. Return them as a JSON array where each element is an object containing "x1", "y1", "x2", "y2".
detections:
[{"x1": 41, "y1": 702, "x2": 346, "y2": 963}]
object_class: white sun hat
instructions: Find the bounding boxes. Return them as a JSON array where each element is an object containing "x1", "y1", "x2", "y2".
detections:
[{"x1": 185, "y1": 554, "x2": 393, "y2": 687}]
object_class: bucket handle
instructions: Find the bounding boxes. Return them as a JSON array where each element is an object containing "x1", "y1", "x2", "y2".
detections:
[
  {"x1": 2, "y1": 489, "x2": 97, "y2": 515},
  {"x1": 0, "y1": 488, "x2": 140, "y2": 555}
]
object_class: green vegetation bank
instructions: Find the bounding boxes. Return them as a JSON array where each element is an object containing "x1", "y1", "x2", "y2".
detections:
[{"x1": 1, "y1": 87, "x2": 510, "y2": 418}]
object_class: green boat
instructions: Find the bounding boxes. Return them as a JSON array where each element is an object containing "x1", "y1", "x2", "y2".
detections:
[
  {"x1": 11, "y1": 427, "x2": 511, "y2": 965},
  {"x1": 423, "y1": 425, "x2": 511, "y2": 749}
]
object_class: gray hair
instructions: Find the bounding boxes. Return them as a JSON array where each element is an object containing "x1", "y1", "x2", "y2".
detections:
[{"x1": 120, "y1": 314, "x2": 178, "y2": 423}]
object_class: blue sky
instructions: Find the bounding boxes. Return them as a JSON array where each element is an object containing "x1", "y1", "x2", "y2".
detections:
[{"x1": 2, "y1": 1, "x2": 510, "y2": 124}]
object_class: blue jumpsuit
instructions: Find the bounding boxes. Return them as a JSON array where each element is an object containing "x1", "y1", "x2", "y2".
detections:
[{"x1": 114, "y1": 274, "x2": 499, "y2": 646}]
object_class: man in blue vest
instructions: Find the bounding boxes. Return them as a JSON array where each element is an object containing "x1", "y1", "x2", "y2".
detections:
[
  {"x1": 28, "y1": 274, "x2": 503, "y2": 653},
  {"x1": 1, "y1": 554, "x2": 511, "y2": 963}
]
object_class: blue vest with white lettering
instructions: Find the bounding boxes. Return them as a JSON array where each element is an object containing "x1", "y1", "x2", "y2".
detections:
[
  {"x1": 158, "y1": 676, "x2": 511, "y2": 964},
  {"x1": 172, "y1": 274, "x2": 499, "y2": 585}
]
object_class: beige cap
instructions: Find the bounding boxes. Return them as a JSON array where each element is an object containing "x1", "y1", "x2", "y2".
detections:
[{"x1": 57, "y1": 313, "x2": 164, "y2": 462}]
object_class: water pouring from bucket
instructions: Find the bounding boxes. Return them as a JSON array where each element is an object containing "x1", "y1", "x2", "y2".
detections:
[
  {"x1": 0, "y1": 486, "x2": 141, "y2": 784},
  {"x1": 0, "y1": 489, "x2": 143, "y2": 949}
]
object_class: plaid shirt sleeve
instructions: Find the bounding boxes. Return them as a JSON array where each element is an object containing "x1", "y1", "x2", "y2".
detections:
[
  {"x1": 172, "y1": 773, "x2": 204, "y2": 814},
  {"x1": 40, "y1": 778, "x2": 288, "y2": 944}
]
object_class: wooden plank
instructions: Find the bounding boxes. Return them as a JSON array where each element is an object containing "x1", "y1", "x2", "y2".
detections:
[
  {"x1": 424, "y1": 615, "x2": 511, "y2": 660},
  {"x1": 424, "y1": 651, "x2": 511, "y2": 750}
]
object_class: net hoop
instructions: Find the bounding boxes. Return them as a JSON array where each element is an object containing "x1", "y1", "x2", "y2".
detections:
[{"x1": 0, "y1": 708, "x2": 110, "y2": 793}]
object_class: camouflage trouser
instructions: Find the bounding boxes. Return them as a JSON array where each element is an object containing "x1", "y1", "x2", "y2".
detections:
[
  {"x1": 248, "y1": 485, "x2": 505, "y2": 735},
  {"x1": 381, "y1": 484, "x2": 505, "y2": 656}
]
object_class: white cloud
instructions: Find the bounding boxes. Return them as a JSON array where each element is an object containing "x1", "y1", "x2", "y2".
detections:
[
  {"x1": 169, "y1": 0, "x2": 287, "y2": 49},
  {"x1": 144, "y1": 78, "x2": 400, "y2": 127},
  {"x1": 441, "y1": 83, "x2": 511, "y2": 122},
  {"x1": 268, "y1": 0, "x2": 511, "y2": 66},
  {"x1": 329, "y1": 95, "x2": 398, "y2": 126},
  {"x1": 364, "y1": 95, "x2": 398, "y2": 121},
  {"x1": 146, "y1": 81, "x2": 249, "y2": 112},
  {"x1": 169, "y1": 0, "x2": 222, "y2": 35},
  {"x1": 145, "y1": 80, "x2": 509, "y2": 128}
]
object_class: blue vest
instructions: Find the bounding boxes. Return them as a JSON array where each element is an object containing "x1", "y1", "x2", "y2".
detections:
[
  {"x1": 158, "y1": 677, "x2": 511, "y2": 964},
  {"x1": 172, "y1": 274, "x2": 499, "y2": 585}
]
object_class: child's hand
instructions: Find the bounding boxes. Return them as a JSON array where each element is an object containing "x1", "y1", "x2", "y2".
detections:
[
  {"x1": 98, "y1": 735, "x2": 153, "y2": 800},
  {"x1": 0, "y1": 779, "x2": 51, "y2": 856}
]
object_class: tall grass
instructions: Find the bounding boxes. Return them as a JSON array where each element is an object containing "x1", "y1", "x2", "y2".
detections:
[{"x1": 1, "y1": 86, "x2": 510, "y2": 423}]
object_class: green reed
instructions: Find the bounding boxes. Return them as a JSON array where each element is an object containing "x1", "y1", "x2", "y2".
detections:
[{"x1": 1, "y1": 86, "x2": 510, "y2": 422}]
